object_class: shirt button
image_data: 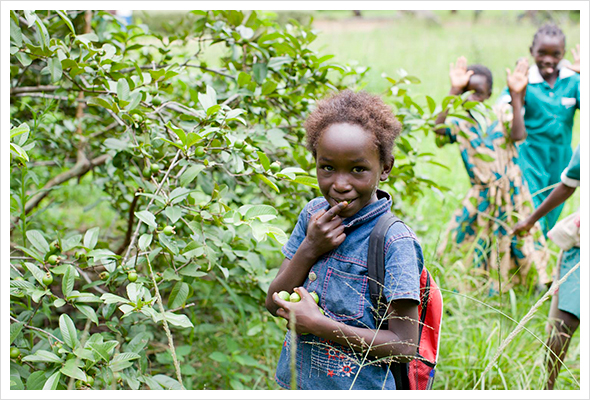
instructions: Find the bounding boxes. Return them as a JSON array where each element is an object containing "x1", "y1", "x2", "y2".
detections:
[
  {"x1": 309, "y1": 271, "x2": 317, "y2": 282},
  {"x1": 549, "y1": 93, "x2": 554, "y2": 97}
]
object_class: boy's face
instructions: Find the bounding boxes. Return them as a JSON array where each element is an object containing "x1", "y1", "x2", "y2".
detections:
[
  {"x1": 465, "y1": 74, "x2": 491, "y2": 102},
  {"x1": 315, "y1": 123, "x2": 392, "y2": 218},
  {"x1": 530, "y1": 35, "x2": 565, "y2": 80}
]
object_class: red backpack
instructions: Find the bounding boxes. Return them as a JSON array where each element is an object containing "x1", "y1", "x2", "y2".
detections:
[{"x1": 368, "y1": 212, "x2": 443, "y2": 390}]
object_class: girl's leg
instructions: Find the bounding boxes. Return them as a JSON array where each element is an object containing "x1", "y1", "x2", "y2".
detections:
[{"x1": 544, "y1": 273, "x2": 580, "y2": 389}]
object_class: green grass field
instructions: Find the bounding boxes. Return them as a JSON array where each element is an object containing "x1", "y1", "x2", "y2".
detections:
[{"x1": 307, "y1": 10, "x2": 580, "y2": 390}]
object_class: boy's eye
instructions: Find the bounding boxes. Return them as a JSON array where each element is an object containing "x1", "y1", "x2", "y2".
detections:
[
  {"x1": 352, "y1": 167, "x2": 365, "y2": 173},
  {"x1": 321, "y1": 165, "x2": 334, "y2": 172}
]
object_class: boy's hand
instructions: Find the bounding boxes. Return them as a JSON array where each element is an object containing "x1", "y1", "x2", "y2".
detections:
[
  {"x1": 449, "y1": 56, "x2": 473, "y2": 93},
  {"x1": 512, "y1": 219, "x2": 534, "y2": 236},
  {"x1": 568, "y1": 44, "x2": 580, "y2": 73},
  {"x1": 507, "y1": 58, "x2": 529, "y2": 95},
  {"x1": 272, "y1": 287, "x2": 325, "y2": 335},
  {"x1": 304, "y1": 201, "x2": 348, "y2": 258}
]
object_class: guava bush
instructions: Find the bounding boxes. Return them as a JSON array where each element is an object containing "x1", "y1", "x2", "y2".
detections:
[{"x1": 9, "y1": 10, "x2": 449, "y2": 389}]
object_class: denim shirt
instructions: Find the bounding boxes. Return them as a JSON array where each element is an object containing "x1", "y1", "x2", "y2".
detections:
[{"x1": 275, "y1": 190, "x2": 423, "y2": 390}]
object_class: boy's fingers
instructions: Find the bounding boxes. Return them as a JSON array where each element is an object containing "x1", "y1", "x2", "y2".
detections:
[
  {"x1": 272, "y1": 292, "x2": 290, "y2": 308},
  {"x1": 294, "y1": 286, "x2": 311, "y2": 301},
  {"x1": 320, "y1": 201, "x2": 348, "y2": 222}
]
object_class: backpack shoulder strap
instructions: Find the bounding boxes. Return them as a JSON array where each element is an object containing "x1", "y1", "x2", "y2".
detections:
[{"x1": 368, "y1": 212, "x2": 402, "y2": 318}]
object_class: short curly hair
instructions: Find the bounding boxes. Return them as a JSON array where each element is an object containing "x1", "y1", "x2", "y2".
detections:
[
  {"x1": 467, "y1": 64, "x2": 493, "y2": 91},
  {"x1": 304, "y1": 90, "x2": 402, "y2": 165}
]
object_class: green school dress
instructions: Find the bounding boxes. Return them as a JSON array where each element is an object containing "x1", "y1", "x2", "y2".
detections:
[
  {"x1": 436, "y1": 103, "x2": 549, "y2": 289},
  {"x1": 499, "y1": 60, "x2": 580, "y2": 235}
]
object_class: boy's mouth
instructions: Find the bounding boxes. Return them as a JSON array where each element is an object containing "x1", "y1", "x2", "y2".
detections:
[{"x1": 331, "y1": 197, "x2": 357, "y2": 207}]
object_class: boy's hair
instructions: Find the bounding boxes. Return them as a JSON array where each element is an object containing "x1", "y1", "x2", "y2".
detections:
[
  {"x1": 531, "y1": 23, "x2": 566, "y2": 49},
  {"x1": 304, "y1": 90, "x2": 402, "y2": 164},
  {"x1": 467, "y1": 64, "x2": 493, "y2": 91}
]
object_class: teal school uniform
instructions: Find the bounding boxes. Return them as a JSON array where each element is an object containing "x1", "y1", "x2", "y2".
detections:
[{"x1": 499, "y1": 60, "x2": 580, "y2": 234}]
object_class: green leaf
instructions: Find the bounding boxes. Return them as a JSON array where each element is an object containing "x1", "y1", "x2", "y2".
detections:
[
  {"x1": 256, "y1": 174, "x2": 279, "y2": 193},
  {"x1": 198, "y1": 85, "x2": 217, "y2": 110},
  {"x1": 60, "y1": 359, "x2": 86, "y2": 381},
  {"x1": 88, "y1": 341, "x2": 118, "y2": 362},
  {"x1": 237, "y1": 71, "x2": 251, "y2": 86},
  {"x1": 10, "y1": 322, "x2": 24, "y2": 345},
  {"x1": 10, "y1": 123, "x2": 29, "y2": 139},
  {"x1": 179, "y1": 164, "x2": 205, "y2": 186},
  {"x1": 164, "y1": 206, "x2": 182, "y2": 224},
  {"x1": 252, "y1": 63, "x2": 268, "y2": 84},
  {"x1": 26, "y1": 230, "x2": 49, "y2": 254},
  {"x1": 209, "y1": 351, "x2": 229, "y2": 363},
  {"x1": 26, "y1": 371, "x2": 47, "y2": 390},
  {"x1": 426, "y1": 95, "x2": 436, "y2": 114},
  {"x1": 153, "y1": 374, "x2": 184, "y2": 390},
  {"x1": 43, "y1": 371, "x2": 61, "y2": 390},
  {"x1": 183, "y1": 241, "x2": 204, "y2": 258},
  {"x1": 62, "y1": 265, "x2": 75, "y2": 297},
  {"x1": 158, "y1": 232, "x2": 179, "y2": 255},
  {"x1": 59, "y1": 314, "x2": 79, "y2": 349},
  {"x1": 135, "y1": 210, "x2": 157, "y2": 229},
  {"x1": 168, "y1": 282, "x2": 189, "y2": 309},
  {"x1": 138, "y1": 233, "x2": 153, "y2": 251},
  {"x1": 10, "y1": 17, "x2": 22, "y2": 47},
  {"x1": 84, "y1": 227, "x2": 100, "y2": 249},
  {"x1": 75, "y1": 304, "x2": 99, "y2": 325},
  {"x1": 290, "y1": 175, "x2": 319, "y2": 189},
  {"x1": 126, "y1": 282, "x2": 141, "y2": 303},
  {"x1": 16, "y1": 52, "x2": 32, "y2": 67},
  {"x1": 163, "y1": 311, "x2": 194, "y2": 328},
  {"x1": 243, "y1": 204, "x2": 278, "y2": 220},
  {"x1": 257, "y1": 151, "x2": 270, "y2": 171},
  {"x1": 23, "y1": 262, "x2": 46, "y2": 286},
  {"x1": 54, "y1": 298, "x2": 66, "y2": 308},
  {"x1": 125, "y1": 91, "x2": 141, "y2": 111},
  {"x1": 48, "y1": 56, "x2": 63, "y2": 82},
  {"x1": 261, "y1": 80, "x2": 277, "y2": 95},
  {"x1": 473, "y1": 153, "x2": 496, "y2": 162},
  {"x1": 11, "y1": 142, "x2": 29, "y2": 161},
  {"x1": 61, "y1": 234, "x2": 82, "y2": 252},
  {"x1": 56, "y1": 10, "x2": 76, "y2": 35},
  {"x1": 117, "y1": 78, "x2": 130, "y2": 101},
  {"x1": 23, "y1": 350, "x2": 62, "y2": 363},
  {"x1": 100, "y1": 293, "x2": 131, "y2": 304}
]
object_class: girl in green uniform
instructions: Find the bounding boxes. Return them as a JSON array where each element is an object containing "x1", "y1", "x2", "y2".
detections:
[{"x1": 499, "y1": 24, "x2": 580, "y2": 235}]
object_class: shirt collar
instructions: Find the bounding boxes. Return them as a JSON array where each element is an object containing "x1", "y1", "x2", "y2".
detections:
[
  {"x1": 342, "y1": 189, "x2": 392, "y2": 229},
  {"x1": 528, "y1": 59, "x2": 575, "y2": 84}
]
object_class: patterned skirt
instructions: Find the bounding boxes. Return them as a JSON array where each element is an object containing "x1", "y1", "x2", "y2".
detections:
[{"x1": 437, "y1": 174, "x2": 550, "y2": 290}]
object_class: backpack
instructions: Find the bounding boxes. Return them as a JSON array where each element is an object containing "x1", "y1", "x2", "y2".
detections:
[{"x1": 367, "y1": 212, "x2": 443, "y2": 390}]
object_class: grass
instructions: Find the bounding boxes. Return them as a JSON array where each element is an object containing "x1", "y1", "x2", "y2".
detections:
[{"x1": 306, "y1": 10, "x2": 580, "y2": 390}]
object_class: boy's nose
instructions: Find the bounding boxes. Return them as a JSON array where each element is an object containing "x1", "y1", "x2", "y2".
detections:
[{"x1": 333, "y1": 174, "x2": 352, "y2": 192}]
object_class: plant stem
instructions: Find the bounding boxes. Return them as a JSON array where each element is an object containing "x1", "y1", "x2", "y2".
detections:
[{"x1": 146, "y1": 256, "x2": 185, "y2": 389}]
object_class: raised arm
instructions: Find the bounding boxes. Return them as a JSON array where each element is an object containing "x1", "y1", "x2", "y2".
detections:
[
  {"x1": 506, "y1": 58, "x2": 529, "y2": 142},
  {"x1": 434, "y1": 56, "x2": 473, "y2": 136},
  {"x1": 567, "y1": 44, "x2": 580, "y2": 74}
]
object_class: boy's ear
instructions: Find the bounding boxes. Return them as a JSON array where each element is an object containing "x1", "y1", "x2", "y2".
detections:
[{"x1": 380, "y1": 157, "x2": 394, "y2": 181}]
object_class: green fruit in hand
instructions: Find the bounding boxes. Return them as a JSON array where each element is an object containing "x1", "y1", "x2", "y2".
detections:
[
  {"x1": 270, "y1": 161, "x2": 281, "y2": 173},
  {"x1": 163, "y1": 225, "x2": 175, "y2": 236},
  {"x1": 10, "y1": 347, "x2": 20, "y2": 359},
  {"x1": 310, "y1": 291, "x2": 319, "y2": 304},
  {"x1": 42, "y1": 272, "x2": 54, "y2": 286},
  {"x1": 195, "y1": 146, "x2": 205, "y2": 157},
  {"x1": 277, "y1": 291, "x2": 290, "y2": 301},
  {"x1": 99, "y1": 271, "x2": 110, "y2": 280},
  {"x1": 127, "y1": 271, "x2": 138, "y2": 282},
  {"x1": 289, "y1": 292, "x2": 301, "y2": 302},
  {"x1": 150, "y1": 163, "x2": 161, "y2": 174},
  {"x1": 47, "y1": 255, "x2": 59, "y2": 265}
]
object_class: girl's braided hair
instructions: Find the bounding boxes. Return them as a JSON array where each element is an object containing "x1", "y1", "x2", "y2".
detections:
[
  {"x1": 531, "y1": 24, "x2": 566, "y2": 49},
  {"x1": 304, "y1": 90, "x2": 402, "y2": 165}
]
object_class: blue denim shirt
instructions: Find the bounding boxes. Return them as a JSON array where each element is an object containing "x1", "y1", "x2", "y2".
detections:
[{"x1": 275, "y1": 190, "x2": 423, "y2": 390}]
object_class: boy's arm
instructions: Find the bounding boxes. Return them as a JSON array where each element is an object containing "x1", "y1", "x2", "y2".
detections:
[
  {"x1": 512, "y1": 183, "x2": 577, "y2": 235},
  {"x1": 506, "y1": 58, "x2": 529, "y2": 142},
  {"x1": 265, "y1": 202, "x2": 349, "y2": 316},
  {"x1": 273, "y1": 287, "x2": 419, "y2": 361},
  {"x1": 434, "y1": 56, "x2": 473, "y2": 136}
]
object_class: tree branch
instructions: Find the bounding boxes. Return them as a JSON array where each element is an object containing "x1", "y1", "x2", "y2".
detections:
[{"x1": 10, "y1": 85, "x2": 60, "y2": 95}]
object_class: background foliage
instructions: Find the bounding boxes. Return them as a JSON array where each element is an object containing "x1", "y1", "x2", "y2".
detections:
[{"x1": 9, "y1": 9, "x2": 580, "y2": 390}]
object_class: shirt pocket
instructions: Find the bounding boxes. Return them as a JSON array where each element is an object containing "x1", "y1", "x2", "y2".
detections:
[{"x1": 321, "y1": 266, "x2": 368, "y2": 322}]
